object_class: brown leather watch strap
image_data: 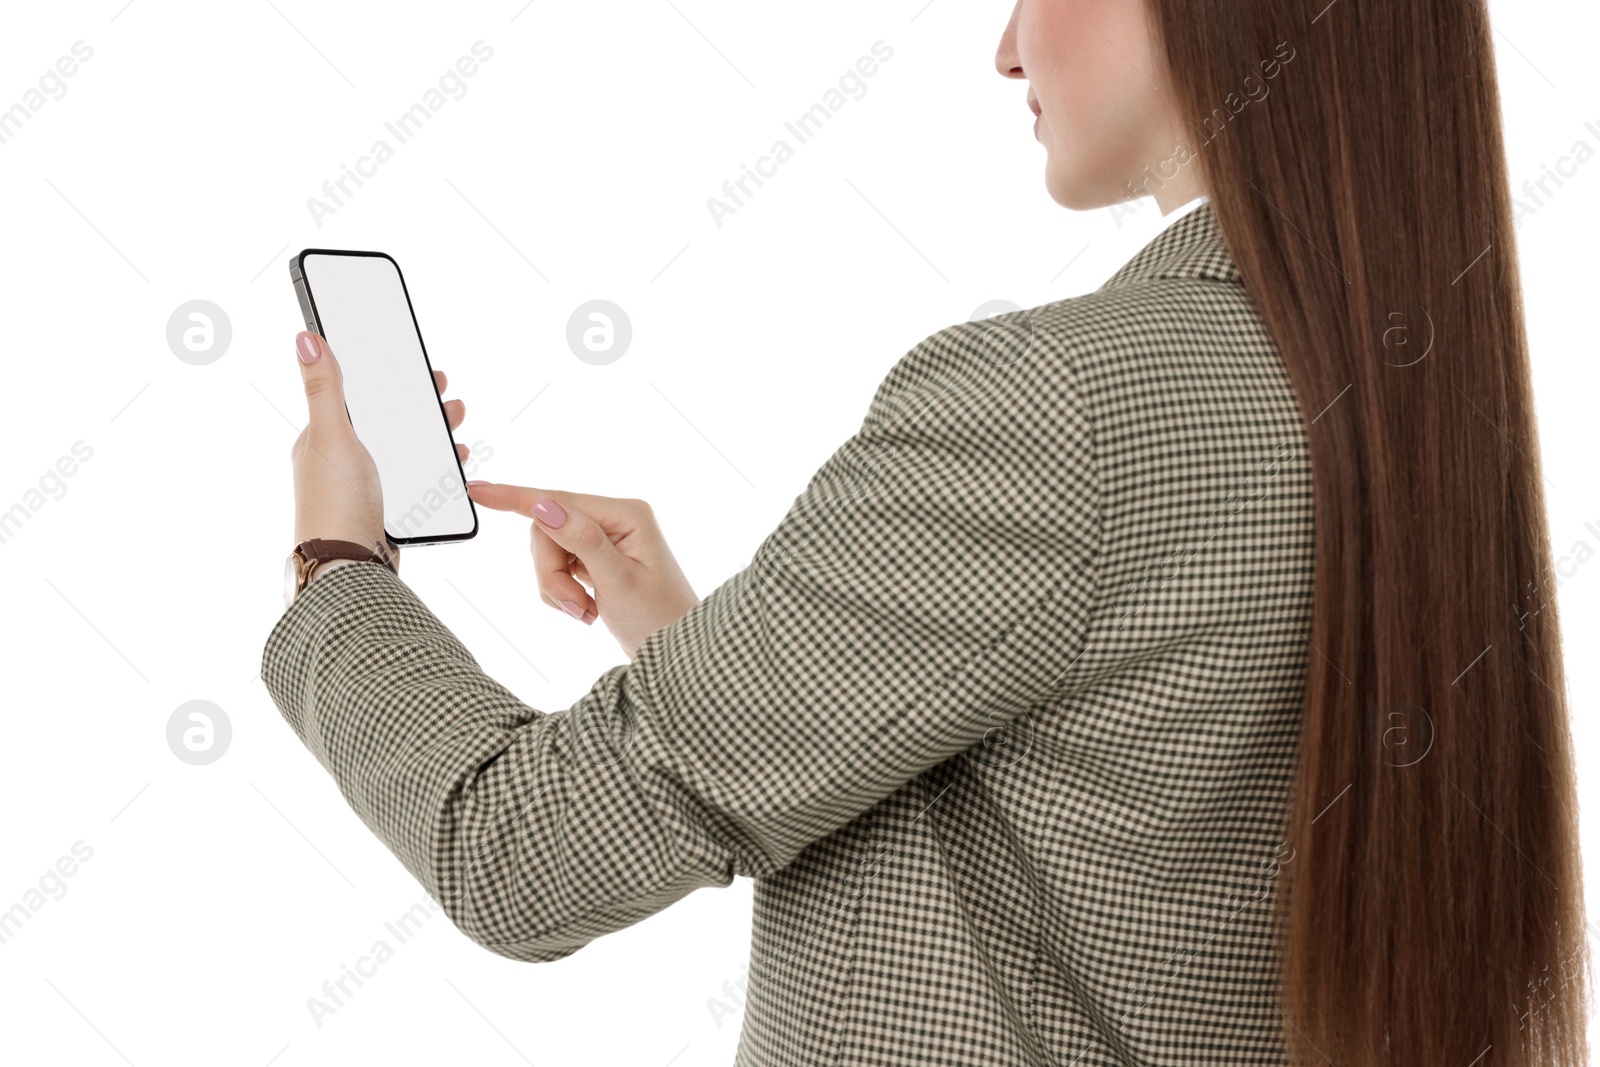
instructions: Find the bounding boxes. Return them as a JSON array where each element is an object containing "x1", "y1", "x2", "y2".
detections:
[{"x1": 300, "y1": 537, "x2": 398, "y2": 573}]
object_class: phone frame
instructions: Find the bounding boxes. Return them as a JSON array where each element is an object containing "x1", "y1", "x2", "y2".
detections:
[{"x1": 290, "y1": 247, "x2": 478, "y2": 546}]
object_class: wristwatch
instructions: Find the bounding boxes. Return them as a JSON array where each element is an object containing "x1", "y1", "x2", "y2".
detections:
[{"x1": 284, "y1": 537, "x2": 397, "y2": 609}]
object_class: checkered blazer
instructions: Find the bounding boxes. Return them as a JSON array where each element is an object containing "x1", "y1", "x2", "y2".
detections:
[{"x1": 262, "y1": 202, "x2": 1315, "y2": 1066}]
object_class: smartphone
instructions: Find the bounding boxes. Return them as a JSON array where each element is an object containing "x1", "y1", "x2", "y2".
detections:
[{"x1": 290, "y1": 249, "x2": 477, "y2": 545}]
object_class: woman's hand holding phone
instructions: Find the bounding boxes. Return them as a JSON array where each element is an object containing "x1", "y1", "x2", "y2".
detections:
[
  {"x1": 466, "y1": 481, "x2": 701, "y2": 659},
  {"x1": 290, "y1": 330, "x2": 395, "y2": 572},
  {"x1": 289, "y1": 330, "x2": 470, "y2": 580}
]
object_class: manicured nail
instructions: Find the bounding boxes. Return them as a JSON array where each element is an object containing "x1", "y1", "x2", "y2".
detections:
[
  {"x1": 533, "y1": 496, "x2": 567, "y2": 528},
  {"x1": 465, "y1": 480, "x2": 488, "y2": 488},
  {"x1": 296, "y1": 331, "x2": 320, "y2": 364},
  {"x1": 559, "y1": 599, "x2": 585, "y2": 620},
  {"x1": 580, "y1": 610, "x2": 597, "y2": 625}
]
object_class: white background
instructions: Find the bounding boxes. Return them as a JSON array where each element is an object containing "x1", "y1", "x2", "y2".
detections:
[{"x1": 0, "y1": 1, "x2": 1596, "y2": 1064}]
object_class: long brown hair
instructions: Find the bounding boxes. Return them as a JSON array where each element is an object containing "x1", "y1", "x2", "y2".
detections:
[{"x1": 1139, "y1": 0, "x2": 1591, "y2": 1062}]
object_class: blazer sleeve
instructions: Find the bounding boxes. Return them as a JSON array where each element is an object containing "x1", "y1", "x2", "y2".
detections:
[{"x1": 260, "y1": 322, "x2": 1102, "y2": 963}]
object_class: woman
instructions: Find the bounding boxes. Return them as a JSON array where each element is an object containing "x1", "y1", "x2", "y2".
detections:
[{"x1": 263, "y1": 0, "x2": 1589, "y2": 1063}]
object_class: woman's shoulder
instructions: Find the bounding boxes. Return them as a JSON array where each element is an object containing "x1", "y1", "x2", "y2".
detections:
[{"x1": 874, "y1": 278, "x2": 1276, "y2": 426}]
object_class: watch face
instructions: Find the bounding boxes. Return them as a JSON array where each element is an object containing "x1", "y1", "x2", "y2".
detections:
[{"x1": 284, "y1": 552, "x2": 299, "y2": 610}]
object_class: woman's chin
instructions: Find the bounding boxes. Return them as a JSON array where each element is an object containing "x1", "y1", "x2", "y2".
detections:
[
  {"x1": 1042, "y1": 166, "x2": 1115, "y2": 212},
  {"x1": 1043, "y1": 156, "x2": 1145, "y2": 212}
]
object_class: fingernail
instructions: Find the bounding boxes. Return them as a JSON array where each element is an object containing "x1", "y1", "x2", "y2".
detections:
[
  {"x1": 533, "y1": 496, "x2": 567, "y2": 528},
  {"x1": 465, "y1": 480, "x2": 488, "y2": 488},
  {"x1": 580, "y1": 610, "x2": 597, "y2": 625},
  {"x1": 559, "y1": 599, "x2": 585, "y2": 620},
  {"x1": 296, "y1": 332, "x2": 320, "y2": 364}
]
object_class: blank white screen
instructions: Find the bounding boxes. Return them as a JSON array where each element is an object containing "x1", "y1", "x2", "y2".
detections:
[{"x1": 301, "y1": 253, "x2": 475, "y2": 543}]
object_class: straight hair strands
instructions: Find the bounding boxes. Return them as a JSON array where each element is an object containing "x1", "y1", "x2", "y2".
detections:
[{"x1": 1137, "y1": 0, "x2": 1591, "y2": 1062}]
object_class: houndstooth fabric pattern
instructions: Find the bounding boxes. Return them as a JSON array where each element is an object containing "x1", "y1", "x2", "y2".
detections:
[{"x1": 261, "y1": 201, "x2": 1315, "y2": 1066}]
